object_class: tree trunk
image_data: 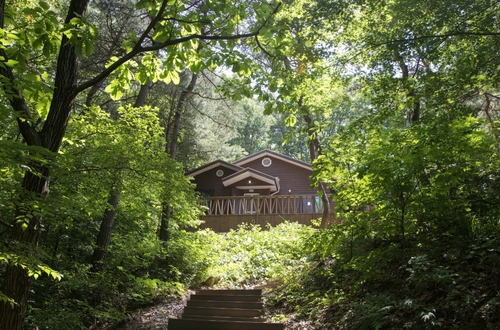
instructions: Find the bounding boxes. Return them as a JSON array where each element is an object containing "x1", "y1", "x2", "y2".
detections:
[
  {"x1": 134, "y1": 81, "x2": 153, "y2": 108},
  {"x1": 159, "y1": 205, "x2": 171, "y2": 242},
  {"x1": 159, "y1": 71, "x2": 198, "y2": 241},
  {"x1": 399, "y1": 193, "x2": 406, "y2": 249},
  {"x1": 168, "y1": 72, "x2": 198, "y2": 159},
  {"x1": 0, "y1": 1, "x2": 90, "y2": 328},
  {"x1": 394, "y1": 49, "x2": 420, "y2": 124},
  {"x1": 91, "y1": 187, "x2": 121, "y2": 272},
  {"x1": 89, "y1": 82, "x2": 152, "y2": 272},
  {"x1": 302, "y1": 111, "x2": 331, "y2": 229},
  {"x1": 0, "y1": 174, "x2": 48, "y2": 330}
]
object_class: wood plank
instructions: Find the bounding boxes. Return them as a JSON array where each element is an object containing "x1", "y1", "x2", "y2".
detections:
[
  {"x1": 187, "y1": 300, "x2": 262, "y2": 309},
  {"x1": 190, "y1": 294, "x2": 262, "y2": 302},
  {"x1": 194, "y1": 289, "x2": 262, "y2": 296},
  {"x1": 168, "y1": 319, "x2": 284, "y2": 330},
  {"x1": 182, "y1": 307, "x2": 262, "y2": 317},
  {"x1": 181, "y1": 315, "x2": 266, "y2": 322}
]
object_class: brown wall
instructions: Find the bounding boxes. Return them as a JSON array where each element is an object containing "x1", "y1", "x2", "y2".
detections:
[
  {"x1": 197, "y1": 214, "x2": 340, "y2": 232},
  {"x1": 239, "y1": 156, "x2": 316, "y2": 195},
  {"x1": 191, "y1": 155, "x2": 317, "y2": 197},
  {"x1": 191, "y1": 165, "x2": 238, "y2": 196}
]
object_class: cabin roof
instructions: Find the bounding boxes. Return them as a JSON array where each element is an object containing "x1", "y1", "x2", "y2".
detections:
[
  {"x1": 222, "y1": 168, "x2": 279, "y2": 192},
  {"x1": 185, "y1": 160, "x2": 242, "y2": 177},
  {"x1": 185, "y1": 150, "x2": 312, "y2": 181},
  {"x1": 233, "y1": 149, "x2": 312, "y2": 171}
]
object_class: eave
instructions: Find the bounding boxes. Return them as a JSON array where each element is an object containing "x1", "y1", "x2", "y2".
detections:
[
  {"x1": 185, "y1": 160, "x2": 242, "y2": 177},
  {"x1": 233, "y1": 149, "x2": 312, "y2": 171}
]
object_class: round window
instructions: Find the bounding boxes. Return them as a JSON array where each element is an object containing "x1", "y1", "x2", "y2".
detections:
[
  {"x1": 262, "y1": 157, "x2": 272, "y2": 167},
  {"x1": 216, "y1": 169, "x2": 224, "y2": 177}
]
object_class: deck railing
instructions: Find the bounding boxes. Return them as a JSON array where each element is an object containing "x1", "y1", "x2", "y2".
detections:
[{"x1": 199, "y1": 195, "x2": 328, "y2": 216}]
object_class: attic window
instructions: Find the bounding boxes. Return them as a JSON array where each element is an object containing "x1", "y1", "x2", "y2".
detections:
[
  {"x1": 262, "y1": 157, "x2": 272, "y2": 167},
  {"x1": 216, "y1": 169, "x2": 224, "y2": 177}
]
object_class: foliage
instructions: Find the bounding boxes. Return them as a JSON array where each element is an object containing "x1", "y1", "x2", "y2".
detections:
[
  {"x1": 0, "y1": 103, "x2": 203, "y2": 328},
  {"x1": 268, "y1": 228, "x2": 500, "y2": 329},
  {"x1": 2, "y1": 0, "x2": 500, "y2": 329},
  {"x1": 259, "y1": 1, "x2": 500, "y2": 328},
  {"x1": 191, "y1": 222, "x2": 315, "y2": 287},
  {"x1": 23, "y1": 222, "x2": 316, "y2": 328},
  {"x1": 314, "y1": 115, "x2": 500, "y2": 246}
]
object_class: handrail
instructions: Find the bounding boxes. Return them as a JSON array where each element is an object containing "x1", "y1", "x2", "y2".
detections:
[{"x1": 198, "y1": 195, "x2": 329, "y2": 216}]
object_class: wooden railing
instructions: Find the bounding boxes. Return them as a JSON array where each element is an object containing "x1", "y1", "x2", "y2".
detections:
[{"x1": 199, "y1": 195, "x2": 327, "y2": 216}]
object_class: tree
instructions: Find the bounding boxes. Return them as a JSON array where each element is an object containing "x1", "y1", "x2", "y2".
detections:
[
  {"x1": 229, "y1": 99, "x2": 274, "y2": 155},
  {"x1": 0, "y1": 0, "x2": 284, "y2": 327},
  {"x1": 310, "y1": 0, "x2": 500, "y2": 243}
]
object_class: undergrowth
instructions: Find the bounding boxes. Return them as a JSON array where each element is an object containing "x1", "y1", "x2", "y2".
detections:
[
  {"x1": 24, "y1": 221, "x2": 314, "y2": 329},
  {"x1": 266, "y1": 227, "x2": 500, "y2": 329},
  {"x1": 194, "y1": 221, "x2": 315, "y2": 287}
]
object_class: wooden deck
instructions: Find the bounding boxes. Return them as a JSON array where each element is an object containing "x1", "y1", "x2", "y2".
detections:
[
  {"x1": 199, "y1": 195, "x2": 327, "y2": 216},
  {"x1": 197, "y1": 195, "x2": 336, "y2": 232}
]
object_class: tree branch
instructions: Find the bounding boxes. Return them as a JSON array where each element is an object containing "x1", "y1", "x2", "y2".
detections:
[
  {"x1": 0, "y1": 218, "x2": 13, "y2": 228},
  {"x1": 0, "y1": 0, "x2": 42, "y2": 146},
  {"x1": 76, "y1": 2, "x2": 282, "y2": 93},
  {"x1": 375, "y1": 31, "x2": 500, "y2": 47}
]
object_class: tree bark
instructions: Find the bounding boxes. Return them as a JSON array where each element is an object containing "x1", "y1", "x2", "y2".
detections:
[
  {"x1": 0, "y1": 1, "x2": 90, "y2": 328},
  {"x1": 159, "y1": 72, "x2": 198, "y2": 241},
  {"x1": 91, "y1": 187, "x2": 121, "y2": 272},
  {"x1": 89, "y1": 82, "x2": 152, "y2": 272},
  {"x1": 394, "y1": 49, "x2": 420, "y2": 124},
  {"x1": 483, "y1": 93, "x2": 499, "y2": 140},
  {"x1": 302, "y1": 111, "x2": 331, "y2": 229},
  {"x1": 159, "y1": 205, "x2": 171, "y2": 242}
]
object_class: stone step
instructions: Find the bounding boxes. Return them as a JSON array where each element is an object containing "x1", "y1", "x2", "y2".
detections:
[
  {"x1": 186, "y1": 299, "x2": 262, "y2": 309},
  {"x1": 183, "y1": 306, "x2": 262, "y2": 317},
  {"x1": 168, "y1": 319, "x2": 284, "y2": 330}
]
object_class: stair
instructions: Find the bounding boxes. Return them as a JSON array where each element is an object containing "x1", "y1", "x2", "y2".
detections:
[{"x1": 169, "y1": 289, "x2": 284, "y2": 330}]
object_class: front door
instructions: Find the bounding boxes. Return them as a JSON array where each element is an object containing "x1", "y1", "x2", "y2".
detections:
[{"x1": 244, "y1": 193, "x2": 259, "y2": 214}]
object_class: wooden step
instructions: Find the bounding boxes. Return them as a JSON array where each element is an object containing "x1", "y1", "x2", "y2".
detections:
[
  {"x1": 194, "y1": 289, "x2": 262, "y2": 296},
  {"x1": 190, "y1": 294, "x2": 262, "y2": 302},
  {"x1": 168, "y1": 319, "x2": 284, "y2": 330},
  {"x1": 183, "y1": 306, "x2": 262, "y2": 317},
  {"x1": 186, "y1": 299, "x2": 262, "y2": 309},
  {"x1": 168, "y1": 289, "x2": 284, "y2": 330},
  {"x1": 181, "y1": 314, "x2": 267, "y2": 322}
]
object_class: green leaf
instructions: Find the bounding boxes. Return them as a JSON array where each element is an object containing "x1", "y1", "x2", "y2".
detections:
[
  {"x1": 284, "y1": 114, "x2": 297, "y2": 126},
  {"x1": 104, "y1": 80, "x2": 124, "y2": 100},
  {"x1": 4, "y1": 59, "x2": 19, "y2": 67},
  {"x1": 39, "y1": 1, "x2": 50, "y2": 10}
]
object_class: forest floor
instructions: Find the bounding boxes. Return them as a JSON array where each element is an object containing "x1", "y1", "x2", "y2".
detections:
[{"x1": 90, "y1": 294, "x2": 188, "y2": 330}]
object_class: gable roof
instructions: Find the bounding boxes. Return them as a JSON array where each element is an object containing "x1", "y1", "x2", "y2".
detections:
[
  {"x1": 222, "y1": 168, "x2": 278, "y2": 192},
  {"x1": 233, "y1": 149, "x2": 312, "y2": 171},
  {"x1": 185, "y1": 160, "x2": 242, "y2": 177}
]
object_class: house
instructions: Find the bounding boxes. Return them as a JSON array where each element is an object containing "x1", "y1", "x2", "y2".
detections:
[{"x1": 185, "y1": 150, "x2": 335, "y2": 232}]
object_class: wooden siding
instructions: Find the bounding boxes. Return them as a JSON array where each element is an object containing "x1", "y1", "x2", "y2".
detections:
[
  {"x1": 190, "y1": 165, "x2": 239, "y2": 196},
  {"x1": 198, "y1": 214, "x2": 323, "y2": 232},
  {"x1": 237, "y1": 156, "x2": 315, "y2": 195}
]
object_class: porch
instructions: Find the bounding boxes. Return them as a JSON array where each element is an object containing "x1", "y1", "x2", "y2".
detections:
[{"x1": 197, "y1": 195, "x2": 335, "y2": 232}]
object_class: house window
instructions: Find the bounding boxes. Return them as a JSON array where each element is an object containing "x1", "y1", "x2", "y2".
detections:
[
  {"x1": 216, "y1": 169, "x2": 224, "y2": 177},
  {"x1": 301, "y1": 195, "x2": 322, "y2": 214},
  {"x1": 262, "y1": 157, "x2": 272, "y2": 167}
]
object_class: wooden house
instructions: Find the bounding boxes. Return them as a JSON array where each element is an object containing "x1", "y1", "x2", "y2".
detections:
[{"x1": 186, "y1": 150, "x2": 335, "y2": 232}]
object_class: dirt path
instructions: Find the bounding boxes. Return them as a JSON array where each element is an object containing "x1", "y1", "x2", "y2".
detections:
[{"x1": 90, "y1": 294, "x2": 188, "y2": 330}]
